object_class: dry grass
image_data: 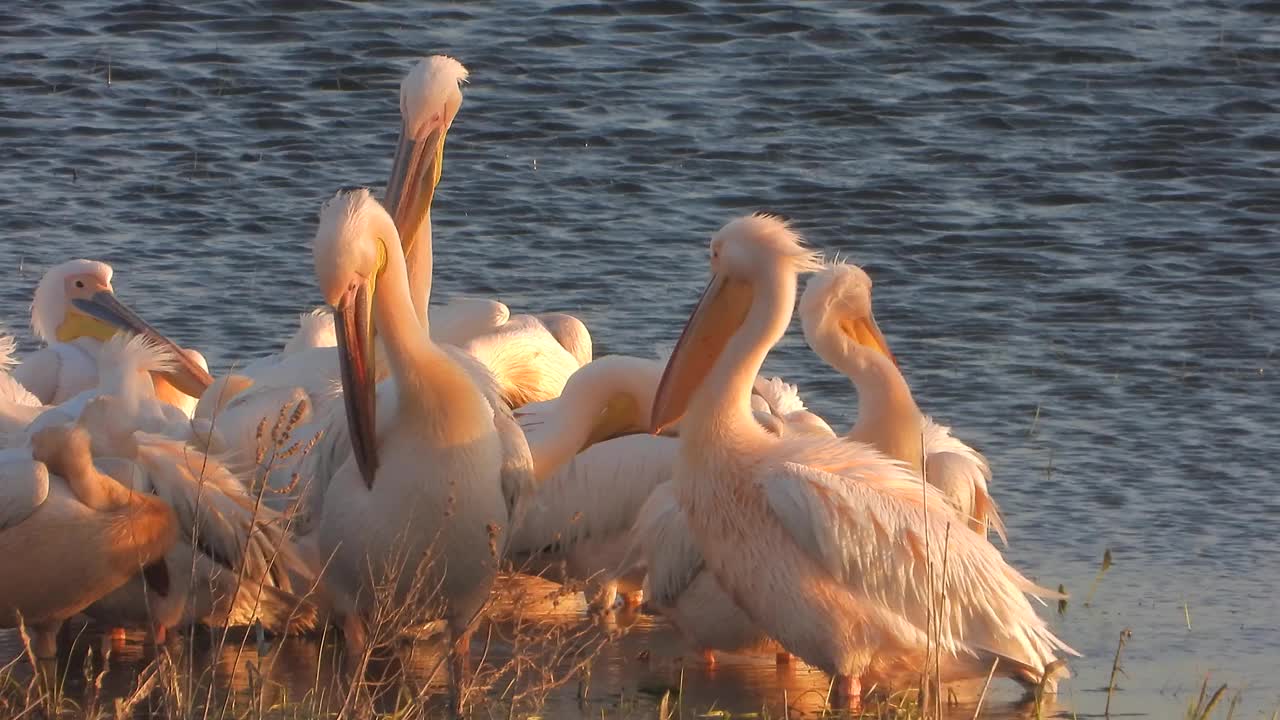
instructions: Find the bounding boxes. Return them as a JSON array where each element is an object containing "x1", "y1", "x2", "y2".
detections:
[
  {"x1": 0, "y1": 400, "x2": 622, "y2": 720},
  {"x1": 2, "y1": 406, "x2": 1270, "y2": 720}
]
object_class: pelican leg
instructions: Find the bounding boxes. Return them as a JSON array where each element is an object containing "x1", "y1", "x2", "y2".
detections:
[
  {"x1": 587, "y1": 579, "x2": 619, "y2": 614},
  {"x1": 832, "y1": 674, "x2": 862, "y2": 711},
  {"x1": 775, "y1": 651, "x2": 792, "y2": 666},
  {"x1": 448, "y1": 625, "x2": 473, "y2": 718},
  {"x1": 31, "y1": 621, "x2": 60, "y2": 661},
  {"x1": 341, "y1": 613, "x2": 369, "y2": 676},
  {"x1": 104, "y1": 627, "x2": 127, "y2": 656},
  {"x1": 149, "y1": 624, "x2": 167, "y2": 646}
]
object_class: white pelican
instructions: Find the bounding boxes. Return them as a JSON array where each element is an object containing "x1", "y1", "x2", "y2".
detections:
[
  {"x1": 506, "y1": 355, "x2": 671, "y2": 606},
  {"x1": 309, "y1": 188, "x2": 512, "y2": 712},
  {"x1": 2, "y1": 424, "x2": 176, "y2": 658},
  {"x1": 23, "y1": 335, "x2": 309, "y2": 639},
  {"x1": 12, "y1": 259, "x2": 212, "y2": 409},
  {"x1": 26, "y1": 333, "x2": 193, "y2": 441},
  {"x1": 197, "y1": 56, "x2": 538, "y2": 492},
  {"x1": 76, "y1": 399, "x2": 314, "y2": 641},
  {"x1": 185, "y1": 52, "x2": 472, "y2": 475},
  {"x1": 506, "y1": 353, "x2": 785, "y2": 628},
  {"x1": 390, "y1": 56, "x2": 592, "y2": 406},
  {"x1": 800, "y1": 262, "x2": 1004, "y2": 540},
  {"x1": 186, "y1": 53, "x2": 473, "y2": 458},
  {"x1": 650, "y1": 215, "x2": 1073, "y2": 706},
  {"x1": 508, "y1": 355, "x2": 783, "y2": 664}
]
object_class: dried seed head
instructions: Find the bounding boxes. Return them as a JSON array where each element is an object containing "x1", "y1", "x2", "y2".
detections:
[
  {"x1": 487, "y1": 521, "x2": 500, "y2": 559},
  {"x1": 271, "y1": 402, "x2": 292, "y2": 445},
  {"x1": 285, "y1": 400, "x2": 305, "y2": 435},
  {"x1": 254, "y1": 418, "x2": 268, "y2": 465},
  {"x1": 277, "y1": 440, "x2": 303, "y2": 461}
]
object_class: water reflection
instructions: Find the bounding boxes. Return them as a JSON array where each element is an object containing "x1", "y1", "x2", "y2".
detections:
[{"x1": 0, "y1": 576, "x2": 1066, "y2": 719}]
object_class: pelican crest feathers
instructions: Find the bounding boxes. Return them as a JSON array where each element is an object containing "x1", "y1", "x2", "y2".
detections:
[
  {"x1": 715, "y1": 214, "x2": 824, "y2": 275},
  {"x1": 400, "y1": 56, "x2": 469, "y2": 139}
]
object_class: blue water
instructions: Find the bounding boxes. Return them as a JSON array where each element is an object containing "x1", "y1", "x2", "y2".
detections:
[{"x1": 2, "y1": 1, "x2": 1279, "y2": 716}]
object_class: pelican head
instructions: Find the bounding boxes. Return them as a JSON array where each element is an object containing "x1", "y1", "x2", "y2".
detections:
[
  {"x1": 799, "y1": 262, "x2": 895, "y2": 367},
  {"x1": 31, "y1": 259, "x2": 213, "y2": 397},
  {"x1": 32, "y1": 259, "x2": 114, "y2": 343},
  {"x1": 651, "y1": 214, "x2": 822, "y2": 434},
  {"x1": 385, "y1": 55, "x2": 468, "y2": 256},
  {"x1": 314, "y1": 188, "x2": 393, "y2": 489}
]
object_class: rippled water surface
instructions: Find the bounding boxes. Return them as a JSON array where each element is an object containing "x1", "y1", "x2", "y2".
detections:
[{"x1": 2, "y1": 0, "x2": 1279, "y2": 717}]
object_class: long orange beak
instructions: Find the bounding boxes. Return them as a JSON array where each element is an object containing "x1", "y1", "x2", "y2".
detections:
[
  {"x1": 841, "y1": 313, "x2": 897, "y2": 367},
  {"x1": 333, "y1": 280, "x2": 378, "y2": 489},
  {"x1": 384, "y1": 124, "x2": 445, "y2": 260},
  {"x1": 71, "y1": 291, "x2": 214, "y2": 397},
  {"x1": 650, "y1": 273, "x2": 753, "y2": 435}
]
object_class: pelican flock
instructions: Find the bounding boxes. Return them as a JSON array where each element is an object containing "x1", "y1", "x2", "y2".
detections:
[{"x1": 0, "y1": 54, "x2": 1074, "y2": 713}]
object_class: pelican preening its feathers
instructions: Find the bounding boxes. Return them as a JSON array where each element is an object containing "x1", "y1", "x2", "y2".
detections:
[
  {"x1": 0, "y1": 52, "x2": 1074, "y2": 713},
  {"x1": 649, "y1": 215, "x2": 1072, "y2": 705},
  {"x1": 310, "y1": 187, "x2": 514, "y2": 712},
  {"x1": 800, "y1": 261, "x2": 1006, "y2": 541}
]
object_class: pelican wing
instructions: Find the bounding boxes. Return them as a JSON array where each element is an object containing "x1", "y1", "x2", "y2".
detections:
[
  {"x1": 294, "y1": 377, "x2": 400, "y2": 535},
  {"x1": 0, "y1": 350, "x2": 42, "y2": 409},
  {"x1": 280, "y1": 308, "x2": 337, "y2": 356},
  {"x1": 136, "y1": 439, "x2": 258, "y2": 570},
  {"x1": 10, "y1": 347, "x2": 62, "y2": 405},
  {"x1": 753, "y1": 376, "x2": 807, "y2": 417},
  {"x1": 443, "y1": 344, "x2": 533, "y2": 523},
  {"x1": 0, "y1": 383, "x2": 43, "y2": 437},
  {"x1": 459, "y1": 318, "x2": 579, "y2": 408},
  {"x1": 234, "y1": 347, "x2": 342, "y2": 398},
  {"x1": 430, "y1": 297, "x2": 510, "y2": 347},
  {"x1": 509, "y1": 435, "x2": 674, "y2": 557},
  {"x1": 624, "y1": 482, "x2": 702, "y2": 609},
  {"x1": 494, "y1": 406, "x2": 535, "y2": 528},
  {"x1": 534, "y1": 313, "x2": 592, "y2": 367},
  {"x1": 24, "y1": 406, "x2": 80, "y2": 439},
  {"x1": 923, "y1": 418, "x2": 1006, "y2": 544},
  {"x1": 759, "y1": 459, "x2": 1072, "y2": 665},
  {"x1": 0, "y1": 456, "x2": 49, "y2": 531},
  {"x1": 139, "y1": 436, "x2": 303, "y2": 591}
]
